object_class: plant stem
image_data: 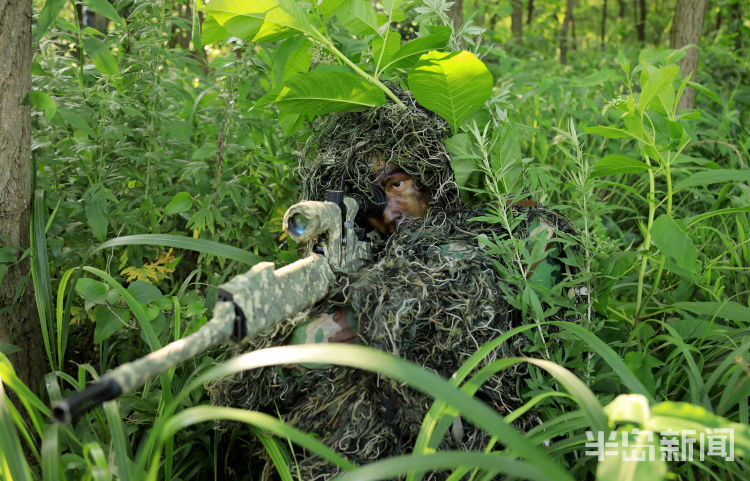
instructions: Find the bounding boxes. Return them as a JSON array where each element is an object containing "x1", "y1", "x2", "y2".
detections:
[
  {"x1": 635, "y1": 153, "x2": 656, "y2": 321},
  {"x1": 318, "y1": 38, "x2": 403, "y2": 106}
]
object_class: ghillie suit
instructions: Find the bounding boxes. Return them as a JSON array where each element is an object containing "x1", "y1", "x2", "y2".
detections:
[{"x1": 209, "y1": 91, "x2": 580, "y2": 480}]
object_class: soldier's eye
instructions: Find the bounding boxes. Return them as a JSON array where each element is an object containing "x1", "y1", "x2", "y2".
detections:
[{"x1": 390, "y1": 180, "x2": 403, "y2": 190}]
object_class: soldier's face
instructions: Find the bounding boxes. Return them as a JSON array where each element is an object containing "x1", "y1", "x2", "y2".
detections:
[{"x1": 367, "y1": 160, "x2": 430, "y2": 234}]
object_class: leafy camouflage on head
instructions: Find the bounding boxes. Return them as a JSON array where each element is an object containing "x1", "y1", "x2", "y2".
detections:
[
  {"x1": 209, "y1": 205, "x2": 581, "y2": 480},
  {"x1": 299, "y1": 87, "x2": 461, "y2": 210}
]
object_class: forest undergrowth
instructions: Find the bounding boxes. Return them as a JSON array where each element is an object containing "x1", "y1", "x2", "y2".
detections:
[{"x1": 1, "y1": 0, "x2": 749, "y2": 480}]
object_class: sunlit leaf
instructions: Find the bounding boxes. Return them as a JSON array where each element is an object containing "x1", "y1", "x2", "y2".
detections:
[
  {"x1": 638, "y1": 64, "x2": 679, "y2": 113},
  {"x1": 201, "y1": 16, "x2": 232, "y2": 44},
  {"x1": 372, "y1": 31, "x2": 401, "y2": 71},
  {"x1": 336, "y1": 0, "x2": 381, "y2": 37},
  {"x1": 381, "y1": 26, "x2": 451, "y2": 72},
  {"x1": 203, "y1": 0, "x2": 317, "y2": 42},
  {"x1": 82, "y1": 36, "x2": 119, "y2": 75},
  {"x1": 256, "y1": 71, "x2": 385, "y2": 115},
  {"x1": 408, "y1": 50, "x2": 493, "y2": 131},
  {"x1": 272, "y1": 36, "x2": 312, "y2": 85}
]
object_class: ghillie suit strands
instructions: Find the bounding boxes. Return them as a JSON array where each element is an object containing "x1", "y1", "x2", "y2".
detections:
[
  {"x1": 209, "y1": 92, "x2": 580, "y2": 480},
  {"x1": 299, "y1": 88, "x2": 461, "y2": 212}
]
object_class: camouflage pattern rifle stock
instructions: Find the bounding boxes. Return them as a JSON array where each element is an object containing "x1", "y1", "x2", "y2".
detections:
[{"x1": 52, "y1": 192, "x2": 372, "y2": 423}]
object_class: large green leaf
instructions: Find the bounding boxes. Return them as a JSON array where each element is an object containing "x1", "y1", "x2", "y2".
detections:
[
  {"x1": 83, "y1": 0, "x2": 123, "y2": 25},
  {"x1": 83, "y1": 183, "x2": 110, "y2": 242},
  {"x1": 675, "y1": 168, "x2": 750, "y2": 190},
  {"x1": 638, "y1": 64, "x2": 679, "y2": 113},
  {"x1": 272, "y1": 36, "x2": 313, "y2": 85},
  {"x1": 591, "y1": 155, "x2": 651, "y2": 177},
  {"x1": 201, "y1": 16, "x2": 232, "y2": 44},
  {"x1": 34, "y1": 0, "x2": 67, "y2": 41},
  {"x1": 672, "y1": 301, "x2": 750, "y2": 325},
  {"x1": 381, "y1": 27, "x2": 451, "y2": 72},
  {"x1": 336, "y1": 0, "x2": 381, "y2": 37},
  {"x1": 203, "y1": 0, "x2": 316, "y2": 42},
  {"x1": 372, "y1": 31, "x2": 401, "y2": 71},
  {"x1": 256, "y1": 71, "x2": 385, "y2": 115},
  {"x1": 408, "y1": 50, "x2": 493, "y2": 131},
  {"x1": 82, "y1": 36, "x2": 119, "y2": 75},
  {"x1": 650, "y1": 214, "x2": 700, "y2": 280}
]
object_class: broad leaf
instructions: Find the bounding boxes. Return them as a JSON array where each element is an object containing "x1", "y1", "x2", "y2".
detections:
[
  {"x1": 381, "y1": 26, "x2": 451, "y2": 72},
  {"x1": 83, "y1": 183, "x2": 110, "y2": 242},
  {"x1": 203, "y1": 0, "x2": 317, "y2": 42},
  {"x1": 273, "y1": 37, "x2": 312, "y2": 85},
  {"x1": 638, "y1": 64, "x2": 679, "y2": 113},
  {"x1": 82, "y1": 36, "x2": 119, "y2": 75},
  {"x1": 201, "y1": 16, "x2": 232, "y2": 44},
  {"x1": 93, "y1": 305, "x2": 129, "y2": 343},
  {"x1": 164, "y1": 192, "x2": 193, "y2": 215},
  {"x1": 83, "y1": 0, "x2": 123, "y2": 25},
  {"x1": 408, "y1": 50, "x2": 493, "y2": 131},
  {"x1": 319, "y1": 0, "x2": 348, "y2": 16},
  {"x1": 650, "y1": 214, "x2": 700, "y2": 280},
  {"x1": 673, "y1": 301, "x2": 750, "y2": 324},
  {"x1": 256, "y1": 71, "x2": 385, "y2": 115},
  {"x1": 675, "y1": 169, "x2": 750, "y2": 190},
  {"x1": 57, "y1": 108, "x2": 94, "y2": 136},
  {"x1": 28, "y1": 91, "x2": 57, "y2": 121},
  {"x1": 372, "y1": 31, "x2": 401, "y2": 71},
  {"x1": 34, "y1": 0, "x2": 67, "y2": 41},
  {"x1": 336, "y1": 0, "x2": 381, "y2": 37},
  {"x1": 591, "y1": 155, "x2": 650, "y2": 177}
]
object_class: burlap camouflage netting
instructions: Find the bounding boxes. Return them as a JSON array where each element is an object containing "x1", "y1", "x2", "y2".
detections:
[
  {"x1": 208, "y1": 92, "x2": 581, "y2": 480},
  {"x1": 299, "y1": 87, "x2": 461, "y2": 211}
]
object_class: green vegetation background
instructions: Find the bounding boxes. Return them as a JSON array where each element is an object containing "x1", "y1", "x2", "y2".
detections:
[{"x1": 1, "y1": 0, "x2": 749, "y2": 480}]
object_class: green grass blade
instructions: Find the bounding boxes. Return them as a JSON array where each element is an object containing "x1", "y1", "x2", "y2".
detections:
[
  {"x1": 30, "y1": 189, "x2": 56, "y2": 371},
  {"x1": 174, "y1": 344, "x2": 575, "y2": 481},
  {"x1": 551, "y1": 321, "x2": 655, "y2": 402},
  {"x1": 331, "y1": 452, "x2": 549, "y2": 481},
  {"x1": 250, "y1": 426, "x2": 295, "y2": 481},
  {"x1": 93, "y1": 234, "x2": 262, "y2": 266},
  {"x1": 147, "y1": 406, "x2": 357, "y2": 481},
  {"x1": 56, "y1": 267, "x2": 78, "y2": 371},
  {"x1": 103, "y1": 401, "x2": 133, "y2": 481},
  {"x1": 0, "y1": 375, "x2": 33, "y2": 481},
  {"x1": 526, "y1": 358, "x2": 607, "y2": 432},
  {"x1": 42, "y1": 422, "x2": 62, "y2": 481}
]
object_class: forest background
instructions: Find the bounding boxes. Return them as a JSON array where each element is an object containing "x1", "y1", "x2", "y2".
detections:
[{"x1": 0, "y1": 0, "x2": 749, "y2": 479}]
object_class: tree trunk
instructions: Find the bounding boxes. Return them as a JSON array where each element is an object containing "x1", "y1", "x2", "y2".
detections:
[
  {"x1": 601, "y1": 0, "x2": 608, "y2": 51},
  {"x1": 635, "y1": 0, "x2": 646, "y2": 43},
  {"x1": 618, "y1": 0, "x2": 625, "y2": 19},
  {"x1": 670, "y1": 0, "x2": 707, "y2": 110},
  {"x1": 526, "y1": 0, "x2": 534, "y2": 25},
  {"x1": 560, "y1": 0, "x2": 575, "y2": 64},
  {"x1": 0, "y1": 0, "x2": 45, "y2": 394},
  {"x1": 511, "y1": 0, "x2": 523, "y2": 44}
]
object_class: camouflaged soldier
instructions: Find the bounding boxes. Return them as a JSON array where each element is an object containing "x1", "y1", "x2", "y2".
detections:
[{"x1": 209, "y1": 89, "x2": 578, "y2": 480}]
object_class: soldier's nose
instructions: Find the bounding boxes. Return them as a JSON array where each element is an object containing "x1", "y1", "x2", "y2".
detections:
[{"x1": 383, "y1": 206, "x2": 402, "y2": 232}]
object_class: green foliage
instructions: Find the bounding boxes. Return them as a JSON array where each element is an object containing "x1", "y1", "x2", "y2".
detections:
[{"x1": 2, "y1": 0, "x2": 748, "y2": 480}]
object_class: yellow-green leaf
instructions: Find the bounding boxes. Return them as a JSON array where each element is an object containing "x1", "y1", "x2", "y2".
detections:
[{"x1": 408, "y1": 50, "x2": 492, "y2": 131}]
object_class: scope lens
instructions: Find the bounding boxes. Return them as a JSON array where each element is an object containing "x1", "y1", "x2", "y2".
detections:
[{"x1": 289, "y1": 213, "x2": 309, "y2": 236}]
